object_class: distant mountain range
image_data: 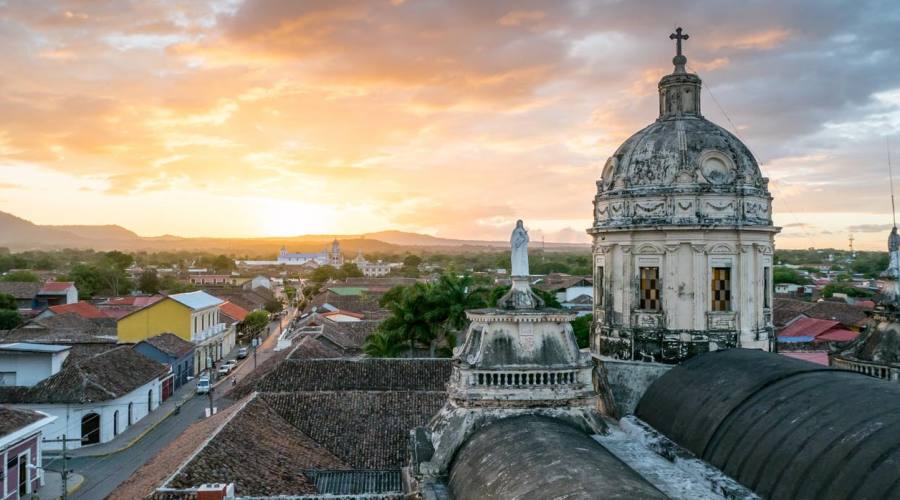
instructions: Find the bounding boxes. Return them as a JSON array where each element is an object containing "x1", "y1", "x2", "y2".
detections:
[{"x1": 0, "y1": 210, "x2": 589, "y2": 255}]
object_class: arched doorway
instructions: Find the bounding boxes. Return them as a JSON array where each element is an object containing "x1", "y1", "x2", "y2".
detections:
[
  {"x1": 81, "y1": 413, "x2": 100, "y2": 445},
  {"x1": 113, "y1": 410, "x2": 119, "y2": 436},
  {"x1": 128, "y1": 402, "x2": 133, "y2": 425},
  {"x1": 148, "y1": 389, "x2": 154, "y2": 412}
]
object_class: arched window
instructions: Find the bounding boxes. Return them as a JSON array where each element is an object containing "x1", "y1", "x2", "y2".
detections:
[
  {"x1": 81, "y1": 413, "x2": 101, "y2": 445},
  {"x1": 128, "y1": 402, "x2": 133, "y2": 425},
  {"x1": 113, "y1": 410, "x2": 119, "y2": 436},
  {"x1": 148, "y1": 389, "x2": 154, "y2": 412}
]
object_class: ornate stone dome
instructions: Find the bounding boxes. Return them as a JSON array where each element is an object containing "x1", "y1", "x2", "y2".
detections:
[{"x1": 592, "y1": 46, "x2": 773, "y2": 230}]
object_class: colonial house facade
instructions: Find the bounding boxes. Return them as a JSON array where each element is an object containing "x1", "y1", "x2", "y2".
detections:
[
  {"x1": 0, "y1": 346, "x2": 166, "y2": 450},
  {"x1": 0, "y1": 407, "x2": 55, "y2": 500},
  {"x1": 116, "y1": 291, "x2": 235, "y2": 374}
]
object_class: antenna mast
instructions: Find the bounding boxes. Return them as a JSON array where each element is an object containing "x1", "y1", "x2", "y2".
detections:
[{"x1": 889, "y1": 137, "x2": 897, "y2": 228}]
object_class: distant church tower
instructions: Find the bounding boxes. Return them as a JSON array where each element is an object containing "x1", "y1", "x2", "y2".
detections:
[
  {"x1": 588, "y1": 28, "x2": 779, "y2": 363},
  {"x1": 329, "y1": 239, "x2": 344, "y2": 267}
]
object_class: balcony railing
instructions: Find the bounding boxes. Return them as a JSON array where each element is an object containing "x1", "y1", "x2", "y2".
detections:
[{"x1": 193, "y1": 322, "x2": 226, "y2": 342}]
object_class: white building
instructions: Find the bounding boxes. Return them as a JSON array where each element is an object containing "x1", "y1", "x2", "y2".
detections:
[
  {"x1": 589, "y1": 35, "x2": 778, "y2": 363},
  {"x1": 0, "y1": 346, "x2": 166, "y2": 450},
  {"x1": 0, "y1": 344, "x2": 70, "y2": 387},
  {"x1": 354, "y1": 252, "x2": 393, "y2": 278}
]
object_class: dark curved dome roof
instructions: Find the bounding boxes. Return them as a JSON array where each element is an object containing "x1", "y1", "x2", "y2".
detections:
[
  {"x1": 448, "y1": 415, "x2": 664, "y2": 500},
  {"x1": 599, "y1": 116, "x2": 765, "y2": 194},
  {"x1": 636, "y1": 349, "x2": 900, "y2": 499}
]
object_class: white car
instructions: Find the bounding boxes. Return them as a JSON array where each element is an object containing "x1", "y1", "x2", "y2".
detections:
[
  {"x1": 196, "y1": 377, "x2": 211, "y2": 394},
  {"x1": 217, "y1": 364, "x2": 232, "y2": 376}
]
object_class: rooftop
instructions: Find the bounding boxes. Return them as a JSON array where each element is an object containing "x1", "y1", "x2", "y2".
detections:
[
  {"x1": 169, "y1": 291, "x2": 224, "y2": 311},
  {"x1": 39, "y1": 281, "x2": 75, "y2": 294},
  {"x1": 256, "y1": 358, "x2": 451, "y2": 392},
  {"x1": 0, "y1": 342, "x2": 70, "y2": 353},
  {"x1": 0, "y1": 345, "x2": 167, "y2": 404},
  {"x1": 47, "y1": 301, "x2": 108, "y2": 319},
  {"x1": 141, "y1": 333, "x2": 195, "y2": 358},
  {"x1": 0, "y1": 406, "x2": 49, "y2": 438},
  {"x1": 218, "y1": 301, "x2": 248, "y2": 322},
  {"x1": 0, "y1": 281, "x2": 42, "y2": 300}
]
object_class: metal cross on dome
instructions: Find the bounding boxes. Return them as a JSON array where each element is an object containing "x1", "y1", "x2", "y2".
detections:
[{"x1": 670, "y1": 27, "x2": 689, "y2": 57}]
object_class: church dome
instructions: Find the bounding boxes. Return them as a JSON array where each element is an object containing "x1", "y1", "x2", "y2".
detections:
[{"x1": 592, "y1": 37, "x2": 773, "y2": 230}]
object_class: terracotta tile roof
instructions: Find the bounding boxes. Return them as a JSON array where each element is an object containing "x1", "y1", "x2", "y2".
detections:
[
  {"x1": 0, "y1": 406, "x2": 46, "y2": 436},
  {"x1": 289, "y1": 335, "x2": 346, "y2": 360},
  {"x1": 142, "y1": 333, "x2": 194, "y2": 358},
  {"x1": 39, "y1": 281, "x2": 75, "y2": 294},
  {"x1": 804, "y1": 301, "x2": 871, "y2": 327},
  {"x1": 263, "y1": 390, "x2": 446, "y2": 468},
  {"x1": 99, "y1": 295, "x2": 164, "y2": 307},
  {"x1": 309, "y1": 289, "x2": 386, "y2": 316},
  {"x1": 0, "y1": 282, "x2": 41, "y2": 300},
  {"x1": 218, "y1": 301, "x2": 248, "y2": 322},
  {"x1": 256, "y1": 358, "x2": 451, "y2": 392},
  {"x1": 0, "y1": 314, "x2": 117, "y2": 344},
  {"x1": 111, "y1": 396, "x2": 250, "y2": 500},
  {"x1": 773, "y1": 298, "x2": 816, "y2": 328},
  {"x1": 0, "y1": 345, "x2": 167, "y2": 404},
  {"x1": 533, "y1": 274, "x2": 592, "y2": 293},
  {"x1": 779, "y1": 317, "x2": 842, "y2": 338},
  {"x1": 168, "y1": 395, "x2": 348, "y2": 496},
  {"x1": 48, "y1": 301, "x2": 108, "y2": 319}
]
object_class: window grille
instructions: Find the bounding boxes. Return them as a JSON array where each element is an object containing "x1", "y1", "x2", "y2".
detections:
[
  {"x1": 639, "y1": 267, "x2": 661, "y2": 310},
  {"x1": 711, "y1": 267, "x2": 732, "y2": 311}
]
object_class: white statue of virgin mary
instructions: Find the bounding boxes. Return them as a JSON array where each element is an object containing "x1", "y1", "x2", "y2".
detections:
[{"x1": 510, "y1": 220, "x2": 529, "y2": 277}]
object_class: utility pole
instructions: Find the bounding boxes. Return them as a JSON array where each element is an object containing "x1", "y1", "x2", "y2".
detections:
[{"x1": 43, "y1": 434, "x2": 80, "y2": 500}]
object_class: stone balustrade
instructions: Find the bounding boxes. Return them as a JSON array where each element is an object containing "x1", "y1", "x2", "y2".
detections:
[{"x1": 468, "y1": 370, "x2": 579, "y2": 387}]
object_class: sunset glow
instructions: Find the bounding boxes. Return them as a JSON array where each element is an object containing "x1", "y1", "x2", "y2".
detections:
[{"x1": 1, "y1": 1, "x2": 899, "y2": 248}]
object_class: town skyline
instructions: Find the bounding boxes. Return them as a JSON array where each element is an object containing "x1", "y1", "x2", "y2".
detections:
[{"x1": 1, "y1": 1, "x2": 899, "y2": 250}]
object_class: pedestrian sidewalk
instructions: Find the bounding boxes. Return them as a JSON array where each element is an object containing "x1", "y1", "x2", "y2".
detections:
[
  {"x1": 38, "y1": 471, "x2": 83, "y2": 500},
  {"x1": 55, "y1": 380, "x2": 199, "y2": 459}
]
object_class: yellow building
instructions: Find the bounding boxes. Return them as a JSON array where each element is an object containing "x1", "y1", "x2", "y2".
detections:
[{"x1": 117, "y1": 291, "x2": 236, "y2": 374}]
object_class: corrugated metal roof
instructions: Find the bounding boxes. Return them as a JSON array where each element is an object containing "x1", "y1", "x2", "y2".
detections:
[
  {"x1": 0, "y1": 342, "x2": 71, "y2": 353},
  {"x1": 169, "y1": 291, "x2": 223, "y2": 310},
  {"x1": 328, "y1": 287, "x2": 366, "y2": 296}
]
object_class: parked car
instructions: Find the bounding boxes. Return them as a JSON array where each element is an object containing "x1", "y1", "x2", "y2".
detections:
[
  {"x1": 223, "y1": 360, "x2": 237, "y2": 370},
  {"x1": 237, "y1": 347, "x2": 249, "y2": 359},
  {"x1": 217, "y1": 364, "x2": 232, "y2": 376},
  {"x1": 196, "y1": 377, "x2": 211, "y2": 394}
]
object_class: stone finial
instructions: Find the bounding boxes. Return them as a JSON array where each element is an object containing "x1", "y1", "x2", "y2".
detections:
[{"x1": 669, "y1": 27, "x2": 689, "y2": 73}]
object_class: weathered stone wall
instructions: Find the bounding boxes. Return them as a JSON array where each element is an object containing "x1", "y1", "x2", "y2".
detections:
[{"x1": 594, "y1": 356, "x2": 671, "y2": 418}]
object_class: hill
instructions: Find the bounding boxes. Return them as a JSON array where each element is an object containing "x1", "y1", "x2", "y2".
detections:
[{"x1": 0, "y1": 209, "x2": 589, "y2": 254}]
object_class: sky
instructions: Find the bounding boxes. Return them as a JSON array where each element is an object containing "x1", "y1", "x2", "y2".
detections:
[{"x1": 1, "y1": 0, "x2": 899, "y2": 249}]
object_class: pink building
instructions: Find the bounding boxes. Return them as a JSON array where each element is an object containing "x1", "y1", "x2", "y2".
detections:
[{"x1": 1, "y1": 407, "x2": 55, "y2": 499}]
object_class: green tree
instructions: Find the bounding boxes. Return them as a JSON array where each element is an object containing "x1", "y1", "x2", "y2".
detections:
[
  {"x1": 103, "y1": 250, "x2": 134, "y2": 270},
  {"x1": 340, "y1": 263, "x2": 364, "y2": 278},
  {"x1": 211, "y1": 255, "x2": 234, "y2": 273},
  {"x1": 311, "y1": 265, "x2": 342, "y2": 283},
  {"x1": 138, "y1": 270, "x2": 160, "y2": 294},
  {"x1": 572, "y1": 314, "x2": 593, "y2": 349},
  {"x1": 772, "y1": 267, "x2": 811, "y2": 285},
  {"x1": 376, "y1": 283, "x2": 440, "y2": 357},
  {"x1": 0, "y1": 271, "x2": 40, "y2": 282},
  {"x1": 64, "y1": 264, "x2": 103, "y2": 298},
  {"x1": 0, "y1": 309, "x2": 21, "y2": 329},
  {"x1": 821, "y1": 284, "x2": 874, "y2": 299},
  {"x1": 243, "y1": 310, "x2": 269, "y2": 336},
  {"x1": 363, "y1": 330, "x2": 404, "y2": 358},
  {"x1": 264, "y1": 299, "x2": 284, "y2": 314},
  {"x1": 0, "y1": 293, "x2": 17, "y2": 310}
]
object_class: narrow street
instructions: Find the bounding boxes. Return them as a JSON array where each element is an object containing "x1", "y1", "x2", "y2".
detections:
[{"x1": 56, "y1": 309, "x2": 295, "y2": 500}]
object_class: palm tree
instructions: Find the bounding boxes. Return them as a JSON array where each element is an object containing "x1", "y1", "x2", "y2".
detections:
[{"x1": 363, "y1": 330, "x2": 403, "y2": 358}]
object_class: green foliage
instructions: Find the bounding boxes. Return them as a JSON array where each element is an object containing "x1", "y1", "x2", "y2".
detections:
[
  {"x1": 821, "y1": 284, "x2": 874, "y2": 298},
  {"x1": 209, "y1": 255, "x2": 235, "y2": 273},
  {"x1": 264, "y1": 299, "x2": 284, "y2": 314},
  {"x1": 284, "y1": 286, "x2": 297, "y2": 301},
  {"x1": 310, "y1": 265, "x2": 342, "y2": 283},
  {"x1": 773, "y1": 267, "x2": 811, "y2": 285},
  {"x1": 138, "y1": 270, "x2": 160, "y2": 294},
  {"x1": 159, "y1": 275, "x2": 197, "y2": 294},
  {"x1": 0, "y1": 293, "x2": 17, "y2": 311},
  {"x1": 572, "y1": 314, "x2": 592, "y2": 349},
  {"x1": 243, "y1": 310, "x2": 269, "y2": 335},
  {"x1": 363, "y1": 330, "x2": 404, "y2": 358},
  {"x1": 367, "y1": 274, "x2": 491, "y2": 358},
  {"x1": 62, "y1": 262, "x2": 133, "y2": 298},
  {"x1": 103, "y1": 250, "x2": 134, "y2": 270},
  {"x1": 1, "y1": 270, "x2": 40, "y2": 282},
  {"x1": 0, "y1": 309, "x2": 21, "y2": 329},
  {"x1": 340, "y1": 263, "x2": 364, "y2": 278}
]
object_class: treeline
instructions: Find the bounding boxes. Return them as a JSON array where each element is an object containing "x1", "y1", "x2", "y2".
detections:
[
  {"x1": 363, "y1": 251, "x2": 592, "y2": 276},
  {"x1": 775, "y1": 249, "x2": 888, "y2": 279}
]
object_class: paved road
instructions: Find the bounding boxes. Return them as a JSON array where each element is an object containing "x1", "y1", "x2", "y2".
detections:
[{"x1": 60, "y1": 310, "x2": 295, "y2": 499}]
